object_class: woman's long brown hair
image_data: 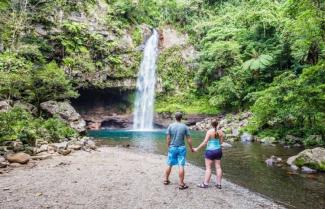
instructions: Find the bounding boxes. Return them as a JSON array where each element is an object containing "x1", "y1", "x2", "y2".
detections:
[{"x1": 211, "y1": 120, "x2": 219, "y2": 138}]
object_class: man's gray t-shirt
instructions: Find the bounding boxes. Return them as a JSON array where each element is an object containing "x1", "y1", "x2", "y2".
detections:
[{"x1": 166, "y1": 122, "x2": 190, "y2": 147}]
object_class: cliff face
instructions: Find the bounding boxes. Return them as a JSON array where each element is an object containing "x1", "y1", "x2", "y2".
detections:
[{"x1": 29, "y1": 0, "x2": 157, "y2": 90}]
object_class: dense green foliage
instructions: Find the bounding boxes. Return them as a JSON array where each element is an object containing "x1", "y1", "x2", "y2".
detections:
[
  {"x1": 0, "y1": 107, "x2": 76, "y2": 144},
  {"x1": 0, "y1": 0, "x2": 324, "y2": 146}
]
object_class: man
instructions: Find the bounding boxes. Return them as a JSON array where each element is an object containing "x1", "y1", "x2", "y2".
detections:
[{"x1": 164, "y1": 112, "x2": 193, "y2": 190}]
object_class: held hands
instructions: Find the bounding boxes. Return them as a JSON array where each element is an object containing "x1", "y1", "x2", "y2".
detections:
[{"x1": 192, "y1": 147, "x2": 199, "y2": 152}]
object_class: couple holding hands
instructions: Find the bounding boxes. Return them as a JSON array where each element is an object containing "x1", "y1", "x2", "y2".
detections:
[{"x1": 164, "y1": 112, "x2": 223, "y2": 190}]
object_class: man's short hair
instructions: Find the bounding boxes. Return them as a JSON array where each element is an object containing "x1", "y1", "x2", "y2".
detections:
[{"x1": 175, "y1": 112, "x2": 182, "y2": 121}]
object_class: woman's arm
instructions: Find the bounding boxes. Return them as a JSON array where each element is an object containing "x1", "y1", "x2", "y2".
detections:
[
  {"x1": 194, "y1": 131, "x2": 210, "y2": 152},
  {"x1": 218, "y1": 130, "x2": 224, "y2": 144}
]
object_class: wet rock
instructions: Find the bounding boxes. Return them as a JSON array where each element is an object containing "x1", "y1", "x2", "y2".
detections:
[
  {"x1": 287, "y1": 147, "x2": 325, "y2": 171},
  {"x1": 290, "y1": 164, "x2": 299, "y2": 171},
  {"x1": 40, "y1": 101, "x2": 86, "y2": 133},
  {"x1": 0, "y1": 100, "x2": 12, "y2": 112},
  {"x1": 58, "y1": 149, "x2": 71, "y2": 156},
  {"x1": 265, "y1": 155, "x2": 282, "y2": 166},
  {"x1": 301, "y1": 166, "x2": 317, "y2": 174},
  {"x1": 241, "y1": 132, "x2": 253, "y2": 142},
  {"x1": 6, "y1": 152, "x2": 30, "y2": 164},
  {"x1": 260, "y1": 137, "x2": 276, "y2": 144},
  {"x1": 221, "y1": 142, "x2": 232, "y2": 148}
]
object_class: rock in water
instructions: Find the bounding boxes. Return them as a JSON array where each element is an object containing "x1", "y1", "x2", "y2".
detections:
[
  {"x1": 241, "y1": 132, "x2": 253, "y2": 142},
  {"x1": 287, "y1": 147, "x2": 325, "y2": 171},
  {"x1": 221, "y1": 142, "x2": 232, "y2": 148},
  {"x1": 6, "y1": 152, "x2": 30, "y2": 164},
  {"x1": 260, "y1": 137, "x2": 276, "y2": 144},
  {"x1": 40, "y1": 101, "x2": 86, "y2": 133},
  {"x1": 265, "y1": 155, "x2": 282, "y2": 166},
  {"x1": 301, "y1": 166, "x2": 317, "y2": 174}
]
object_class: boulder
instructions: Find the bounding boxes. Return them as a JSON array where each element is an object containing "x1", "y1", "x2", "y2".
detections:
[
  {"x1": 0, "y1": 100, "x2": 12, "y2": 113},
  {"x1": 0, "y1": 156, "x2": 5, "y2": 163},
  {"x1": 287, "y1": 147, "x2": 325, "y2": 171},
  {"x1": 240, "y1": 132, "x2": 253, "y2": 142},
  {"x1": 6, "y1": 152, "x2": 30, "y2": 164},
  {"x1": 260, "y1": 137, "x2": 276, "y2": 144},
  {"x1": 40, "y1": 101, "x2": 86, "y2": 133}
]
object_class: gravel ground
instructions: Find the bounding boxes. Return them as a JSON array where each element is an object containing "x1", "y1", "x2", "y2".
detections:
[{"x1": 0, "y1": 147, "x2": 285, "y2": 209}]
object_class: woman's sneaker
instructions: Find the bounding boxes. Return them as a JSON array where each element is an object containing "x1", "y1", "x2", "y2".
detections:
[{"x1": 215, "y1": 184, "x2": 222, "y2": 189}]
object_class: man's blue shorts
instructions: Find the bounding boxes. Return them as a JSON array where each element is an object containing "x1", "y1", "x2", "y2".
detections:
[{"x1": 167, "y1": 146, "x2": 186, "y2": 166}]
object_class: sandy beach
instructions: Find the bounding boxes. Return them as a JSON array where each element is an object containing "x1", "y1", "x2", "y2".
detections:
[{"x1": 0, "y1": 147, "x2": 284, "y2": 209}]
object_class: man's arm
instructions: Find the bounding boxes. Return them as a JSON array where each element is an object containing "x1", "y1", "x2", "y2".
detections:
[
  {"x1": 166, "y1": 134, "x2": 171, "y2": 147},
  {"x1": 186, "y1": 136, "x2": 194, "y2": 152}
]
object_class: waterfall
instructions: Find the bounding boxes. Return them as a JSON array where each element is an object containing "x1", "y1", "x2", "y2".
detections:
[{"x1": 133, "y1": 29, "x2": 159, "y2": 130}]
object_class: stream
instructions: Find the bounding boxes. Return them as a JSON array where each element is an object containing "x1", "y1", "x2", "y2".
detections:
[{"x1": 89, "y1": 129, "x2": 325, "y2": 209}]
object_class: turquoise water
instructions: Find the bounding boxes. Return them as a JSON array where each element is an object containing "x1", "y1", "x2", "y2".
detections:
[{"x1": 89, "y1": 129, "x2": 325, "y2": 209}]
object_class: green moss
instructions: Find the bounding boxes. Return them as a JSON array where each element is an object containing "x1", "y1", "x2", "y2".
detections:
[
  {"x1": 294, "y1": 156, "x2": 325, "y2": 171},
  {"x1": 131, "y1": 26, "x2": 143, "y2": 46}
]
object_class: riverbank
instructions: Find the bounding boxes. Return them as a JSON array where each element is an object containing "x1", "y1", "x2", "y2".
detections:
[{"x1": 0, "y1": 147, "x2": 283, "y2": 209}]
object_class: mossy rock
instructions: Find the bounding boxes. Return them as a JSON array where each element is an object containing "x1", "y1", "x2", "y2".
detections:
[{"x1": 293, "y1": 147, "x2": 325, "y2": 171}]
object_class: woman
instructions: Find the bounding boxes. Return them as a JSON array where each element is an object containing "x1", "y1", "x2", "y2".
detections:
[{"x1": 193, "y1": 120, "x2": 223, "y2": 189}]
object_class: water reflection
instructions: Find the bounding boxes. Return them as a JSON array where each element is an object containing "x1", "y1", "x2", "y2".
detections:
[{"x1": 89, "y1": 129, "x2": 325, "y2": 209}]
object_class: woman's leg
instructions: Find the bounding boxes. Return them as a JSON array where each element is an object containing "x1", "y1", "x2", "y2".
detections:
[
  {"x1": 204, "y1": 158, "x2": 213, "y2": 185},
  {"x1": 215, "y1": 160, "x2": 222, "y2": 185}
]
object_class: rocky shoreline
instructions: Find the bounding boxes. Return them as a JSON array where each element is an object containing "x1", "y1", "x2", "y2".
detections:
[
  {"x1": 0, "y1": 136, "x2": 97, "y2": 173},
  {"x1": 0, "y1": 147, "x2": 284, "y2": 209}
]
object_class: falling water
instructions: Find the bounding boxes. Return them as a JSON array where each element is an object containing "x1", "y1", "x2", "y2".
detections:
[{"x1": 133, "y1": 29, "x2": 159, "y2": 130}]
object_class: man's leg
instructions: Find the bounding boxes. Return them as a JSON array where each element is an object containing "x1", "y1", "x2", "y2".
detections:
[
  {"x1": 178, "y1": 146, "x2": 187, "y2": 186},
  {"x1": 178, "y1": 166, "x2": 185, "y2": 185},
  {"x1": 165, "y1": 165, "x2": 172, "y2": 182}
]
